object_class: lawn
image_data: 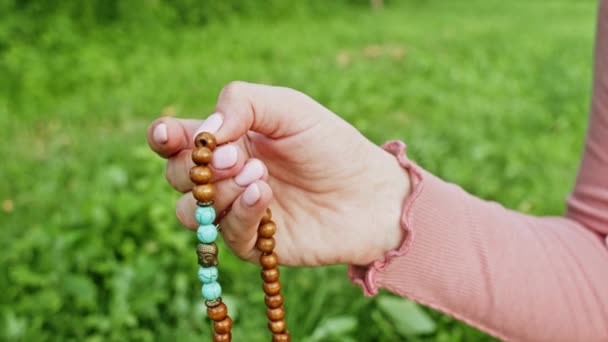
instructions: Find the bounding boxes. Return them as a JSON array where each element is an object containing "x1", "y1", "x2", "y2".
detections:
[{"x1": 0, "y1": 1, "x2": 598, "y2": 341}]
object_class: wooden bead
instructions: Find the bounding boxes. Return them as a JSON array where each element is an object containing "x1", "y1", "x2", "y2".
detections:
[
  {"x1": 214, "y1": 317, "x2": 233, "y2": 334},
  {"x1": 192, "y1": 147, "x2": 213, "y2": 165},
  {"x1": 263, "y1": 281, "x2": 281, "y2": 296},
  {"x1": 213, "y1": 333, "x2": 231, "y2": 342},
  {"x1": 207, "y1": 302, "x2": 228, "y2": 321},
  {"x1": 258, "y1": 222, "x2": 276, "y2": 238},
  {"x1": 265, "y1": 294, "x2": 284, "y2": 309},
  {"x1": 260, "y1": 208, "x2": 272, "y2": 224},
  {"x1": 260, "y1": 252, "x2": 278, "y2": 269},
  {"x1": 197, "y1": 243, "x2": 218, "y2": 267},
  {"x1": 193, "y1": 184, "x2": 215, "y2": 203},
  {"x1": 267, "y1": 306, "x2": 285, "y2": 321},
  {"x1": 190, "y1": 166, "x2": 212, "y2": 184},
  {"x1": 261, "y1": 268, "x2": 280, "y2": 283},
  {"x1": 195, "y1": 132, "x2": 217, "y2": 150},
  {"x1": 272, "y1": 333, "x2": 290, "y2": 342},
  {"x1": 268, "y1": 319, "x2": 286, "y2": 334},
  {"x1": 256, "y1": 237, "x2": 275, "y2": 253}
]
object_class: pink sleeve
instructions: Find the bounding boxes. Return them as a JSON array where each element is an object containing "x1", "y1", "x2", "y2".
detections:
[{"x1": 349, "y1": 2, "x2": 608, "y2": 341}]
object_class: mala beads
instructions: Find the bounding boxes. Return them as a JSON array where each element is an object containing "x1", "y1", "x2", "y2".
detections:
[
  {"x1": 190, "y1": 131, "x2": 290, "y2": 342},
  {"x1": 258, "y1": 209, "x2": 290, "y2": 341}
]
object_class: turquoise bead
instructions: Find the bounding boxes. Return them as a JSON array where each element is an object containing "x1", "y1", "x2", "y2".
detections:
[
  {"x1": 195, "y1": 206, "x2": 216, "y2": 225},
  {"x1": 197, "y1": 224, "x2": 218, "y2": 243},
  {"x1": 201, "y1": 282, "x2": 222, "y2": 301},
  {"x1": 198, "y1": 266, "x2": 219, "y2": 284}
]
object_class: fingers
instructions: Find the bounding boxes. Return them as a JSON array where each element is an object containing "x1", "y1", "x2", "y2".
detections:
[
  {"x1": 165, "y1": 142, "x2": 247, "y2": 193},
  {"x1": 213, "y1": 81, "x2": 326, "y2": 144},
  {"x1": 220, "y1": 180, "x2": 273, "y2": 261},
  {"x1": 175, "y1": 159, "x2": 268, "y2": 229},
  {"x1": 147, "y1": 117, "x2": 202, "y2": 158}
]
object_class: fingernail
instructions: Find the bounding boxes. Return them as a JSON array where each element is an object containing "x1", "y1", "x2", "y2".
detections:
[
  {"x1": 194, "y1": 113, "x2": 223, "y2": 136},
  {"x1": 242, "y1": 183, "x2": 261, "y2": 206},
  {"x1": 235, "y1": 160, "x2": 264, "y2": 187},
  {"x1": 153, "y1": 123, "x2": 168, "y2": 144},
  {"x1": 212, "y1": 145, "x2": 238, "y2": 170}
]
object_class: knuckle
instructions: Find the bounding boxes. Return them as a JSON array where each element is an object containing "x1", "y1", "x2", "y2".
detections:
[{"x1": 220, "y1": 80, "x2": 248, "y2": 100}]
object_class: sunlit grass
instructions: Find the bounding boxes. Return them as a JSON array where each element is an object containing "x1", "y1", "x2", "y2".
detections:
[{"x1": 0, "y1": 1, "x2": 596, "y2": 340}]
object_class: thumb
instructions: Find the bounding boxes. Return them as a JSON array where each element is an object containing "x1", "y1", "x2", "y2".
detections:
[{"x1": 208, "y1": 81, "x2": 327, "y2": 144}]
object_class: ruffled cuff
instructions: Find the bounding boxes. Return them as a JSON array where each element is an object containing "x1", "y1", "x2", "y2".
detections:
[{"x1": 347, "y1": 140, "x2": 425, "y2": 296}]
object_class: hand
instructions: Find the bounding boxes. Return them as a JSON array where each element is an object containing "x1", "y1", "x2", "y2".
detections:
[{"x1": 147, "y1": 82, "x2": 410, "y2": 266}]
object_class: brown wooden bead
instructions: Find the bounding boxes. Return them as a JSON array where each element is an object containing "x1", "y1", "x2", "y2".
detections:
[
  {"x1": 190, "y1": 166, "x2": 212, "y2": 184},
  {"x1": 195, "y1": 132, "x2": 217, "y2": 150},
  {"x1": 260, "y1": 252, "x2": 278, "y2": 269},
  {"x1": 214, "y1": 317, "x2": 233, "y2": 334},
  {"x1": 265, "y1": 294, "x2": 284, "y2": 309},
  {"x1": 261, "y1": 268, "x2": 280, "y2": 283},
  {"x1": 256, "y1": 237, "x2": 275, "y2": 253},
  {"x1": 207, "y1": 303, "x2": 228, "y2": 321},
  {"x1": 268, "y1": 320, "x2": 286, "y2": 334},
  {"x1": 213, "y1": 333, "x2": 231, "y2": 342},
  {"x1": 193, "y1": 184, "x2": 215, "y2": 203},
  {"x1": 260, "y1": 208, "x2": 272, "y2": 224},
  {"x1": 197, "y1": 243, "x2": 218, "y2": 267},
  {"x1": 263, "y1": 281, "x2": 282, "y2": 296},
  {"x1": 192, "y1": 147, "x2": 213, "y2": 165},
  {"x1": 267, "y1": 306, "x2": 285, "y2": 321},
  {"x1": 258, "y1": 222, "x2": 276, "y2": 238},
  {"x1": 272, "y1": 333, "x2": 290, "y2": 342}
]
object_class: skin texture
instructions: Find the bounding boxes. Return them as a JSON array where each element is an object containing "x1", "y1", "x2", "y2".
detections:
[{"x1": 147, "y1": 82, "x2": 411, "y2": 266}]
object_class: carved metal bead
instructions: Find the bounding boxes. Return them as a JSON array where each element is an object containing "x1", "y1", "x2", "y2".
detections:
[
  {"x1": 205, "y1": 298, "x2": 223, "y2": 307},
  {"x1": 197, "y1": 243, "x2": 218, "y2": 266}
]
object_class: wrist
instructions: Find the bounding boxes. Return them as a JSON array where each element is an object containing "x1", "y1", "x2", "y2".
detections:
[{"x1": 352, "y1": 144, "x2": 411, "y2": 266}]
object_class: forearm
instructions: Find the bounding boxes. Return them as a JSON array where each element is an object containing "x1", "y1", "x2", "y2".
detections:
[
  {"x1": 567, "y1": 0, "x2": 608, "y2": 235},
  {"x1": 350, "y1": 142, "x2": 608, "y2": 341}
]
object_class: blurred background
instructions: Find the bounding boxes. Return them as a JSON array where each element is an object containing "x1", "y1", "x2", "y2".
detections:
[{"x1": 0, "y1": 0, "x2": 598, "y2": 341}]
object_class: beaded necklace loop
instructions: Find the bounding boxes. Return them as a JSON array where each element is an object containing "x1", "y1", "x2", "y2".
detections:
[{"x1": 190, "y1": 132, "x2": 290, "y2": 342}]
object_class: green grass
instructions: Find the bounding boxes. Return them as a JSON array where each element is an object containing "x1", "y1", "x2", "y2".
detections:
[{"x1": 0, "y1": 1, "x2": 597, "y2": 341}]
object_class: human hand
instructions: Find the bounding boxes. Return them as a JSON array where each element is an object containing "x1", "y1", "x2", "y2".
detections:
[{"x1": 147, "y1": 82, "x2": 410, "y2": 266}]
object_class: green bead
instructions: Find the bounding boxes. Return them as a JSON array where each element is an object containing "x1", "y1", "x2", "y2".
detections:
[
  {"x1": 195, "y1": 206, "x2": 216, "y2": 225},
  {"x1": 201, "y1": 282, "x2": 222, "y2": 301},
  {"x1": 198, "y1": 266, "x2": 218, "y2": 283},
  {"x1": 197, "y1": 224, "x2": 217, "y2": 243}
]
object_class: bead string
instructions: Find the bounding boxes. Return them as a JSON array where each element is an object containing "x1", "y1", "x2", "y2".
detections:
[{"x1": 190, "y1": 132, "x2": 289, "y2": 342}]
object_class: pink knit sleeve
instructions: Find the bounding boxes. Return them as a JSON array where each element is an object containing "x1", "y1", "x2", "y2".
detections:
[{"x1": 349, "y1": 2, "x2": 608, "y2": 341}]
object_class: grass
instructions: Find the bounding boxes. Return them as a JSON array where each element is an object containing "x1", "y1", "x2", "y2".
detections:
[{"x1": 0, "y1": 1, "x2": 597, "y2": 340}]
